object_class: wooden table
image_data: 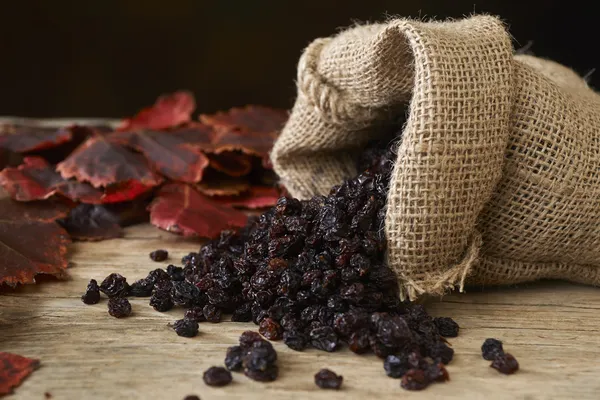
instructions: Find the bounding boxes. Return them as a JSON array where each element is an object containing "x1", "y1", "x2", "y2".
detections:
[{"x1": 2, "y1": 223, "x2": 600, "y2": 400}]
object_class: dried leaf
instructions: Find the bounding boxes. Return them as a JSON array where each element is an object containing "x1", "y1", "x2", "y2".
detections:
[
  {"x1": 0, "y1": 198, "x2": 71, "y2": 286},
  {"x1": 0, "y1": 157, "x2": 102, "y2": 203},
  {"x1": 118, "y1": 91, "x2": 196, "y2": 131},
  {"x1": 0, "y1": 352, "x2": 40, "y2": 396},
  {"x1": 0, "y1": 157, "x2": 149, "y2": 204},
  {"x1": 0, "y1": 124, "x2": 72, "y2": 153},
  {"x1": 148, "y1": 183, "x2": 248, "y2": 238},
  {"x1": 58, "y1": 204, "x2": 123, "y2": 242},
  {"x1": 218, "y1": 186, "x2": 281, "y2": 209},
  {"x1": 0, "y1": 148, "x2": 24, "y2": 171},
  {"x1": 108, "y1": 130, "x2": 209, "y2": 182},
  {"x1": 207, "y1": 151, "x2": 254, "y2": 177},
  {"x1": 199, "y1": 105, "x2": 287, "y2": 157},
  {"x1": 56, "y1": 136, "x2": 163, "y2": 188}
]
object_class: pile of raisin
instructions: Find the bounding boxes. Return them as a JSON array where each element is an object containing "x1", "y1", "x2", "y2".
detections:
[{"x1": 82, "y1": 140, "x2": 519, "y2": 390}]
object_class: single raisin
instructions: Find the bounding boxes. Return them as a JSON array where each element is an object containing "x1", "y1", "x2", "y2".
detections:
[
  {"x1": 203, "y1": 304, "x2": 222, "y2": 323},
  {"x1": 224, "y1": 345, "x2": 244, "y2": 371},
  {"x1": 150, "y1": 249, "x2": 169, "y2": 262},
  {"x1": 172, "y1": 318, "x2": 199, "y2": 337},
  {"x1": 433, "y1": 317, "x2": 459, "y2": 337},
  {"x1": 149, "y1": 291, "x2": 173, "y2": 312},
  {"x1": 491, "y1": 353, "x2": 519, "y2": 374},
  {"x1": 203, "y1": 366, "x2": 232, "y2": 386},
  {"x1": 183, "y1": 396, "x2": 200, "y2": 400},
  {"x1": 283, "y1": 329, "x2": 308, "y2": 351},
  {"x1": 314, "y1": 369, "x2": 343, "y2": 390},
  {"x1": 239, "y1": 331, "x2": 264, "y2": 349},
  {"x1": 400, "y1": 369, "x2": 430, "y2": 391},
  {"x1": 309, "y1": 326, "x2": 339, "y2": 352},
  {"x1": 482, "y1": 338, "x2": 504, "y2": 361},
  {"x1": 81, "y1": 279, "x2": 101, "y2": 304},
  {"x1": 259, "y1": 318, "x2": 283, "y2": 340},
  {"x1": 99, "y1": 273, "x2": 130, "y2": 298},
  {"x1": 107, "y1": 297, "x2": 132, "y2": 318}
]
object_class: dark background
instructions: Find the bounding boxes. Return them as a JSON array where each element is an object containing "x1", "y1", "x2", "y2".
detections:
[{"x1": 1, "y1": 1, "x2": 595, "y2": 118}]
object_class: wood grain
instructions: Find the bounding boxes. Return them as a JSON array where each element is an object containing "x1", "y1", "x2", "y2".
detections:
[{"x1": 1, "y1": 223, "x2": 600, "y2": 400}]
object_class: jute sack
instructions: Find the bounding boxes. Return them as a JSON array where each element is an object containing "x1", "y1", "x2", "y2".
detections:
[{"x1": 271, "y1": 15, "x2": 600, "y2": 300}]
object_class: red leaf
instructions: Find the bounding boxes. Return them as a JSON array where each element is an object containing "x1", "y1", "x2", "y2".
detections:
[
  {"x1": 59, "y1": 204, "x2": 123, "y2": 242},
  {"x1": 0, "y1": 352, "x2": 40, "y2": 396},
  {"x1": 199, "y1": 105, "x2": 287, "y2": 157},
  {"x1": 0, "y1": 198, "x2": 71, "y2": 286},
  {"x1": 218, "y1": 186, "x2": 281, "y2": 209},
  {"x1": 0, "y1": 124, "x2": 72, "y2": 153},
  {"x1": 148, "y1": 183, "x2": 248, "y2": 238},
  {"x1": 118, "y1": 91, "x2": 196, "y2": 131},
  {"x1": 207, "y1": 151, "x2": 254, "y2": 177},
  {"x1": 0, "y1": 157, "x2": 153, "y2": 204},
  {"x1": 0, "y1": 157, "x2": 100, "y2": 202},
  {"x1": 108, "y1": 130, "x2": 209, "y2": 183},
  {"x1": 56, "y1": 136, "x2": 163, "y2": 188},
  {"x1": 100, "y1": 180, "x2": 155, "y2": 204}
]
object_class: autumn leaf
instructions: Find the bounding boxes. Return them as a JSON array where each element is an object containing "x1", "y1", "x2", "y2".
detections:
[
  {"x1": 56, "y1": 136, "x2": 163, "y2": 188},
  {"x1": 58, "y1": 204, "x2": 123, "y2": 242},
  {"x1": 108, "y1": 129, "x2": 209, "y2": 183},
  {"x1": 0, "y1": 157, "x2": 151, "y2": 204},
  {"x1": 218, "y1": 186, "x2": 281, "y2": 209},
  {"x1": 0, "y1": 124, "x2": 72, "y2": 153},
  {"x1": 199, "y1": 105, "x2": 287, "y2": 157},
  {"x1": 148, "y1": 183, "x2": 248, "y2": 238},
  {"x1": 0, "y1": 352, "x2": 40, "y2": 396},
  {"x1": 117, "y1": 91, "x2": 196, "y2": 131},
  {"x1": 0, "y1": 197, "x2": 71, "y2": 286}
]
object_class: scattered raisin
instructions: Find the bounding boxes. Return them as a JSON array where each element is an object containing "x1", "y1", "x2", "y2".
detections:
[
  {"x1": 99, "y1": 273, "x2": 130, "y2": 298},
  {"x1": 81, "y1": 279, "x2": 101, "y2": 304},
  {"x1": 107, "y1": 297, "x2": 132, "y2": 318},
  {"x1": 400, "y1": 369, "x2": 429, "y2": 391},
  {"x1": 203, "y1": 366, "x2": 232, "y2": 387},
  {"x1": 150, "y1": 249, "x2": 169, "y2": 262},
  {"x1": 172, "y1": 318, "x2": 199, "y2": 337},
  {"x1": 239, "y1": 331, "x2": 264, "y2": 349},
  {"x1": 482, "y1": 338, "x2": 504, "y2": 361},
  {"x1": 203, "y1": 304, "x2": 222, "y2": 323},
  {"x1": 491, "y1": 353, "x2": 519, "y2": 374},
  {"x1": 314, "y1": 369, "x2": 343, "y2": 390},
  {"x1": 183, "y1": 396, "x2": 200, "y2": 400},
  {"x1": 224, "y1": 345, "x2": 244, "y2": 371}
]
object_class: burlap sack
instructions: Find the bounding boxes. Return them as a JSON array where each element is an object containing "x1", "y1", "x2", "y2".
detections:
[{"x1": 271, "y1": 15, "x2": 600, "y2": 300}]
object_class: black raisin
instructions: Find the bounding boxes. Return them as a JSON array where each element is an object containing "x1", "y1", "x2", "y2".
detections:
[
  {"x1": 203, "y1": 366, "x2": 232, "y2": 386},
  {"x1": 107, "y1": 297, "x2": 131, "y2": 318},
  {"x1": 482, "y1": 338, "x2": 504, "y2": 361},
  {"x1": 150, "y1": 249, "x2": 169, "y2": 262},
  {"x1": 172, "y1": 318, "x2": 199, "y2": 337},
  {"x1": 129, "y1": 279, "x2": 154, "y2": 297},
  {"x1": 81, "y1": 279, "x2": 100, "y2": 304},
  {"x1": 224, "y1": 345, "x2": 244, "y2": 371},
  {"x1": 433, "y1": 317, "x2": 459, "y2": 337},
  {"x1": 491, "y1": 353, "x2": 519, "y2": 374},
  {"x1": 202, "y1": 304, "x2": 222, "y2": 323},
  {"x1": 314, "y1": 369, "x2": 343, "y2": 390},
  {"x1": 99, "y1": 273, "x2": 129, "y2": 298}
]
